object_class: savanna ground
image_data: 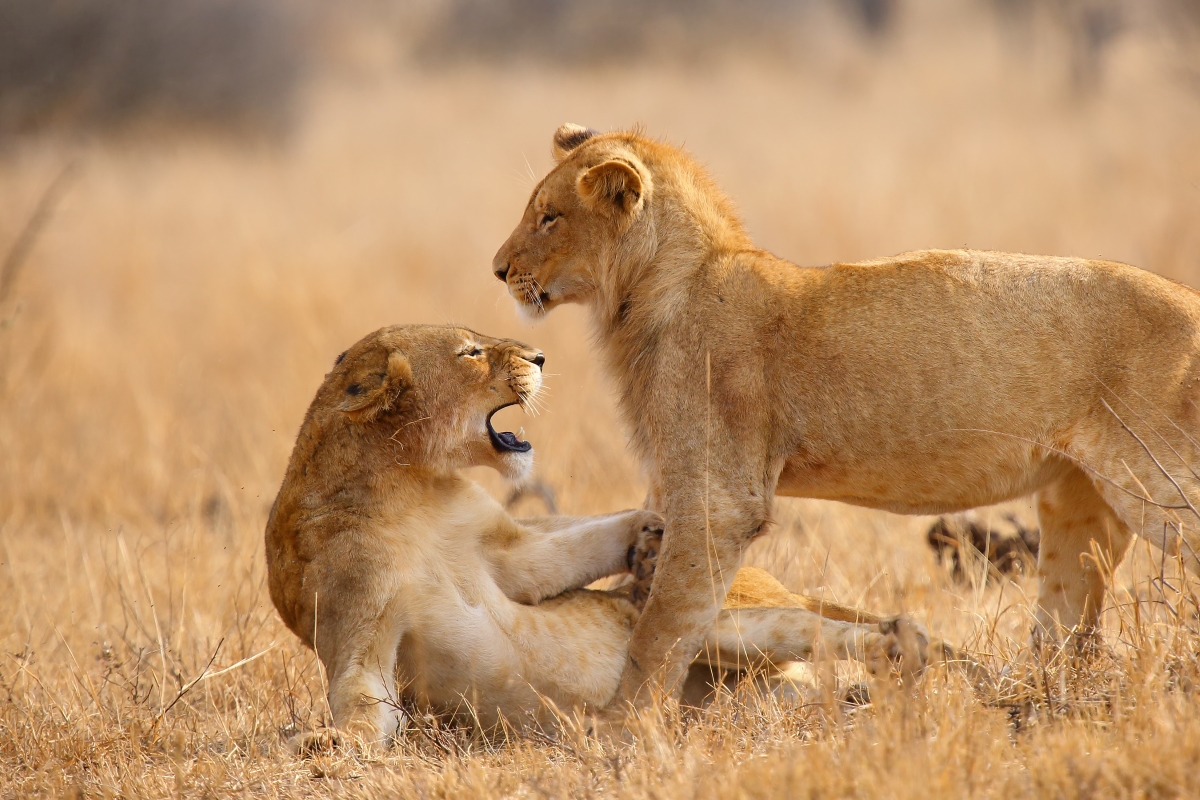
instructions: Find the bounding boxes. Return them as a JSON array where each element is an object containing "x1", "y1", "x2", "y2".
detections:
[{"x1": 3, "y1": 2, "x2": 1200, "y2": 796}]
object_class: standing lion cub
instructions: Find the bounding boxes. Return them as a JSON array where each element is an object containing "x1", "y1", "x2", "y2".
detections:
[
  {"x1": 492, "y1": 124, "x2": 1200, "y2": 716},
  {"x1": 265, "y1": 324, "x2": 931, "y2": 751}
]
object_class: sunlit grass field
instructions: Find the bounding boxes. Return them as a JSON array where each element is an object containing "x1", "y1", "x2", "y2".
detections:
[{"x1": 3, "y1": 11, "x2": 1200, "y2": 796}]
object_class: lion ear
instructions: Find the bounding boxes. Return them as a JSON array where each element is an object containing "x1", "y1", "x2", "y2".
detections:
[
  {"x1": 578, "y1": 159, "x2": 648, "y2": 218},
  {"x1": 338, "y1": 350, "x2": 413, "y2": 421},
  {"x1": 552, "y1": 123, "x2": 598, "y2": 162}
]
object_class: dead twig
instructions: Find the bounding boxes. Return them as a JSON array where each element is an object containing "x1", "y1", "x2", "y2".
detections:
[
  {"x1": 1100, "y1": 398, "x2": 1200, "y2": 523},
  {"x1": 151, "y1": 637, "x2": 224, "y2": 728}
]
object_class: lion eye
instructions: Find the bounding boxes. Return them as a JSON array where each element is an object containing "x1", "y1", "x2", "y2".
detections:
[
  {"x1": 537, "y1": 211, "x2": 560, "y2": 229},
  {"x1": 460, "y1": 346, "x2": 484, "y2": 358}
]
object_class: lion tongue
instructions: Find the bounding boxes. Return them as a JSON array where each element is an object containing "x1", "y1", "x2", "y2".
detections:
[
  {"x1": 487, "y1": 406, "x2": 532, "y2": 453},
  {"x1": 489, "y1": 427, "x2": 532, "y2": 453}
]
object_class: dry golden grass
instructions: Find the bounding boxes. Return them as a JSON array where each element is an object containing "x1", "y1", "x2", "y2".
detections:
[{"x1": 3, "y1": 10, "x2": 1200, "y2": 797}]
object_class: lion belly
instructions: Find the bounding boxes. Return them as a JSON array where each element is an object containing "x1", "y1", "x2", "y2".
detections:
[
  {"x1": 396, "y1": 585, "x2": 631, "y2": 726},
  {"x1": 776, "y1": 449, "x2": 1071, "y2": 515}
]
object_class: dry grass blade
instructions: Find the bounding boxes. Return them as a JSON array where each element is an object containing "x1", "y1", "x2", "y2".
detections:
[{"x1": 0, "y1": 161, "x2": 77, "y2": 307}]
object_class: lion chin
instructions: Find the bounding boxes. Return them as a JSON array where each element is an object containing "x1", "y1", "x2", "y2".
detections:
[
  {"x1": 489, "y1": 432, "x2": 535, "y2": 482},
  {"x1": 514, "y1": 298, "x2": 550, "y2": 325}
]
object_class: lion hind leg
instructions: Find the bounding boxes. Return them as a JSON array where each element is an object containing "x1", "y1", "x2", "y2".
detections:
[
  {"x1": 1082, "y1": 430, "x2": 1200, "y2": 581},
  {"x1": 724, "y1": 566, "x2": 884, "y2": 624},
  {"x1": 634, "y1": 540, "x2": 884, "y2": 624},
  {"x1": 1034, "y1": 465, "x2": 1134, "y2": 641},
  {"x1": 1069, "y1": 391, "x2": 1200, "y2": 579},
  {"x1": 698, "y1": 605, "x2": 930, "y2": 678}
]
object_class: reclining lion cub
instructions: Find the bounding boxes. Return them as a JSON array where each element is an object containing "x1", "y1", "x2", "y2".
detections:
[
  {"x1": 266, "y1": 324, "x2": 931, "y2": 751},
  {"x1": 492, "y1": 124, "x2": 1200, "y2": 714}
]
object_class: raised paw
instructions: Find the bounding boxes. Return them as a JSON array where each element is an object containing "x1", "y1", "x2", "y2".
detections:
[
  {"x1": 627, "y1": 522, "x2": 663, "y2": 611},
  {"x1": 865, "y1": 615, "x2": 930, "y2": 679}
]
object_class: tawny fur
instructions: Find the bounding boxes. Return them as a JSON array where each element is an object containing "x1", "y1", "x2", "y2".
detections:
[
  {"x1": 492, "y1": 124, "x2": 1200, "y2": 711},
  {"x1": 266, "y1": 324, "x2": 931, "y2": 751}
]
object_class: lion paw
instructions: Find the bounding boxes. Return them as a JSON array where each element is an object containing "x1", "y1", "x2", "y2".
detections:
[
  {"x1": 866, "y1": 615, "x2": 930, "y2": 678},
  {"x1": 288, "y1": 717, "x2": 397, "y2": 759},
  {"x1": 584, "y1": 706, "x2": 638, "y2": 748},
  {"x1": 627, "y1": 521, "x2": 664, "y2": 611},
  {"x1": 289, "y1": 728, "x2": 345, "y2": 758}
]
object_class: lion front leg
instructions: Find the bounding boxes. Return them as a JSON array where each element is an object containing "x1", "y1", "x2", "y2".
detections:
[
  {"x1": 610, "y1": 486, "x2": 766, "y2": 710},
  {"x1": 487, "y1": 508, "x2": 664, "y2": 605},
  {"x1": 291, "y1": 593, "x2": 408, "y2": 757}
]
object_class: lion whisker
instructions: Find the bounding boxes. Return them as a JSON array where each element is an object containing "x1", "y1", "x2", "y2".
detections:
[{"x1": 530, "y1": 279, "x2": 549, "y2": 314}]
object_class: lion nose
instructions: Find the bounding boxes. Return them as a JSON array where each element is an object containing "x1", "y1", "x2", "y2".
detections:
[
  {"x1": 494, "y1": 262, "x2": 511, "y2": 282},
  {"x1": 532, "y1": 353, "x2": 545, "y2": 369}
]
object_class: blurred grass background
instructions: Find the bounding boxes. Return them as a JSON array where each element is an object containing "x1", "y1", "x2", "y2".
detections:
[{"x1": 2, "y1": 1, "x2": 1200, "y2": 796}]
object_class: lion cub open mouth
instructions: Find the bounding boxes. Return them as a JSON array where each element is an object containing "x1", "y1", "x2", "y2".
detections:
[{"x1": 487, "y1": 402, "x2": 531, "y2": 453}]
